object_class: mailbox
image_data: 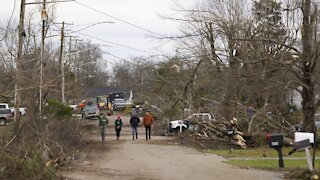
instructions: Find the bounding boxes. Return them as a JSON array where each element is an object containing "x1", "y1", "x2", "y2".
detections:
[
  {"x1": 293, "y1": 139, "x2": 311, "y2": 151},
  {"x1": 294, "y1": 132, "x2": 314, "y2": 143},
  {"x1": 266, "y1": 134, "x2": 284, "y2": 147}
]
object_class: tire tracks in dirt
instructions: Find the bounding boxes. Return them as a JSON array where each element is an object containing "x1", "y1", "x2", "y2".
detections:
[{"x1": 61, "y1": 115, "x2": 283, "y2": 180}]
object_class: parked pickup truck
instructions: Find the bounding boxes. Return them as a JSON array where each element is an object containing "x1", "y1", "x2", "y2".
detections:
[
  {"x1": 0, "y1": 109, "x2": 14, "y2": 126},
  {"x1": 168, "y1": 113, "x2": 216, "y2": 133},
  {"x1": 0, "y1": 103, "x2": 27, "y2": 116},
  {"x1": 167, "y1": 120, "x2": 188, "y2": 133}
]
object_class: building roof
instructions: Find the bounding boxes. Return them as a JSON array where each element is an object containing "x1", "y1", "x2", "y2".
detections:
[{"x1": 84, "y1": 87, "x2": 132, "y2": 99}]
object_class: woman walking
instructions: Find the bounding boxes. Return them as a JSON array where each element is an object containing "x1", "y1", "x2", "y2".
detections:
[{"x1": 114, "y1": 115, "x2": 123, "y2": 140}]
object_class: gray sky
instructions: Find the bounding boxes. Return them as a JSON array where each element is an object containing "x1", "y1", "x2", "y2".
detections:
[{"x1": 0, "y1": 0, "x2": 196, "y2": 66}]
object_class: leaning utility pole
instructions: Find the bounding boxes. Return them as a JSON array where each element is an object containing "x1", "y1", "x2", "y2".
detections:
[
  {"x1": 14, "y1": 0, "x2": 26, "y2": 123},
  {"x1": 59, "y1": 22, "x2": 65, "y2": 103}
]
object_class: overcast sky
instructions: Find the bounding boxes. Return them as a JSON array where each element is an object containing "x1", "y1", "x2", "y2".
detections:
[{"x1": 0, "y1": 0, "x2": 197, "y2": 66}]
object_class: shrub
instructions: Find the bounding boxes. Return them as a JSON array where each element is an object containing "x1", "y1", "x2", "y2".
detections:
[
  {"x1": 45, "y1": 99, "x2": 73, "y2": 118},
  {"x1": 0, "y1": 150, "x2": 56, "y2": 180}
]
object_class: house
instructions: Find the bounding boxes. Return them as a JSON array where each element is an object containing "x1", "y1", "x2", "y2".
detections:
[{"x1": 287, "y1": 88, "x2": 302, "y2": 110}]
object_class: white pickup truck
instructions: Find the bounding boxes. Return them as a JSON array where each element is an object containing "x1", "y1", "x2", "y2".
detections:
[
  {"x1": 167, "y1": 113, "x2": 216, "y2": 133},
  {"x1": 0, "y1": 103, "x2": 26, "y2": 116},
  {"x1": 167, "y1": 120, "x2": 188, "y2": 133}
]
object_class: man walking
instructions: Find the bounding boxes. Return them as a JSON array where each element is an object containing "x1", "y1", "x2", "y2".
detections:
[
  {"x1": 130, "y1": 113, "x2": 140, "y2": 140},
  {"x1": 114, "y1": 115, "x2": 123, "y2": 141},
  {"x1": 143, "y1": 110, "x2": 154, "y2": 140},
  {"x1": 98, "y1": 113, "x2": 108, "y2": 141}
]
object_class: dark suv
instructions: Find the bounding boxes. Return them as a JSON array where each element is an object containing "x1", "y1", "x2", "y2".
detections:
[{"x1": 0, "y1": 109, "x2": 13, "y2": 126}]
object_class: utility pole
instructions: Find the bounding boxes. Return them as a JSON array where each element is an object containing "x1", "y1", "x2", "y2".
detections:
[
  {"x1": 13, "y1": 0, "x2": 75, "y2": 120},
  {"x1": 66, "y1": 36, "x2": 79, "y2": 79},
  {"x1": 56, "y1": 23, "x2": 73, "y2": 104},
  {"x1": 59, "y1": 22, "x2": 65, "y2": 103},
  {"x1": 14, "y1": 0, "x2": 26, "y2": 123},
  {"x1": 74, "y1": 39, "x2": 83, "y2": 82}
]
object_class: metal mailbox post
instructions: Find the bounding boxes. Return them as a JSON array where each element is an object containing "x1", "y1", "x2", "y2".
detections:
[
  {"x1": 227, "y1": 130, "x2": 234, "y2": 153},
  {"x1": 266, "y1": 134, "x2": 284, "y2": 168}
]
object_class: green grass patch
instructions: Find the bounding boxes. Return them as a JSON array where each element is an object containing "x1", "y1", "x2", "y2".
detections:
[
  {"x1": 209, "y1": 146, "x2": 320, "y2": 171},
  {"x1": 209, "y1": 146, "x2": 320, "y2": 158},
  {"x1": 227, "y1": 159, "x2": 320, "y2": 171}
]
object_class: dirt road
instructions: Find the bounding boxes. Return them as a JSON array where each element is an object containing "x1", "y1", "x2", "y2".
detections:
[{"x1": 61, "y1": 115, "x2": 283, "y2": 180}]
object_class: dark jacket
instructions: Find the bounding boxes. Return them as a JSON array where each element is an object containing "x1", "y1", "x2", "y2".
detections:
[
  {"x1": 114, "y1": 119, "x2": 123, "y2": 130},
  {"x1": 130, "y1": 115, "x2": 140, "y2": 127}
]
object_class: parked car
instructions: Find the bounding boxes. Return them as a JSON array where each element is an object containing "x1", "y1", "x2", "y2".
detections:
[
  {"x1": 82, "y1": 105, "x2": 100, "y2": 119},
  {"x1": 0, "y1": 109, "x2": 14, "y2": 126},
  {"x1": 113, "y1": 98, "x2": 126, "y2": 111}
]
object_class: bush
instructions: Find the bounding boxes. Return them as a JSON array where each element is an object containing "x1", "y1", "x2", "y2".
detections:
[
  {"x1": 1, "y1": 99, "x2": 81, "y2": 179},
  {"x1": 0, "y1": 150, "x2": 56, "y2": 180},
  {"x1": 45, "y1": 99, "x2": 73, "y2": 118}
]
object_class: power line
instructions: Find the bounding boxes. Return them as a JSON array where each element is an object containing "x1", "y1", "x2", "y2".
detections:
[
  {"x1": 77, "y1": 32, "x2": 159, "y2": 55},
  {"x1": 70, "y1": 21, "x2": 114, "y2": 33},
  {"x1": 100, "y1": 49, "x2": 137, "y2": 65},
  {"x1": 74, "y1": 0, "x2": 165, "y2": 38}
]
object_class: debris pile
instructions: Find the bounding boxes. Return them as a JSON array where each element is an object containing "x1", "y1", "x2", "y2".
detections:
[{"x1": 174, "y1": 117, "x2": 247, "y2": 149}]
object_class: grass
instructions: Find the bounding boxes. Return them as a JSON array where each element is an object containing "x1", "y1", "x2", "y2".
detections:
[
  {"x1": 227, "y1": 159, "x2": 320, "y2": 171},
  {"x1": 209, "y1": 146, "x2": 320, "y2": 158},
  {"x1": 209, "y1": 146, "x2": 320, "y2": 171}
]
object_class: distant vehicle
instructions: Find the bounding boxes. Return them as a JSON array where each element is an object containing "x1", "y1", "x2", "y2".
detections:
[
  {"x1": 0, "y1": 103, "x2": 26, "y2": 116},
  {"x1": 109, "y1": 92, "x2": 125, "y2": 103},
  {"x1": 113, "y1": 98, "x2": 126, "y2": 111},
  {"x1": 10, "y1": 107, "x2": 27, "y2": 116},
  {"x1": 187, "y1": 113, "x2": 215, "y2": 122},
  {"x1": 0, "y1": 103, "x2": 9, "y2": 109},
  {"x1": 82, "y1": 105, "x2": 100, "y2": 119},
  {"x1": 97, "y1": 96, "x2": 108, "y2": 110},
  {"x1": 0, "y1": 109, "x2": 14, "y2": 126},
  {"x1": 167, "y1": 120, "x2": 188, "y2": 133},
  {"x1": 68, "y1": 105, "x2": 78, "y2": 111}
]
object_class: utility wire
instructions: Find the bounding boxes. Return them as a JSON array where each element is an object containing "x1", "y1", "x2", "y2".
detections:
[
  {"x1": 74, "y1": 0, "x2": 165, "y2": 38},
  {"x1": 70, "y1": 21, "x2": 114, "y2": 33},
  {"x1": 78, "y1": 32, "x2": 159, "y2": 55},
  {"x1": 100, "y1": 49, "x2": 137, "y2": 65}
]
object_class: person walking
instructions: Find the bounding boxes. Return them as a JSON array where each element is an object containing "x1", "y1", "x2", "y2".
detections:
[
  {"x1": 130, "y1": 113, "x2": 140, "y2": 140},
  {"x1": 143, "y1": 110, "x2": 154, "y2": 141},
  {"x1": 98, "y1": 113, "x2": 108, "y2": 141},
  {"x1": 114, "y1": 115, "x2": 123, "y2": 140}
]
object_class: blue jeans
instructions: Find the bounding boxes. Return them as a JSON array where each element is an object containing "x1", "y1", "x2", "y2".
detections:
[{"x1": 132, "y1": 126, "x2": 138, "y2": 139}]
